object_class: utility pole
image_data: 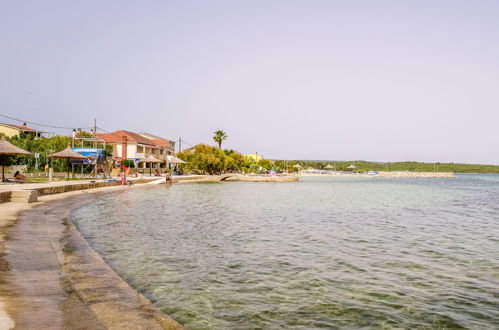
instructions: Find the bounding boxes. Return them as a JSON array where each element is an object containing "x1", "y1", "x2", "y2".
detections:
[
  {"x1": 49, "y1": 150, "x2": 54, "y2": 181},
  {"x1": 178, "y1": 137, "x2": 182, "y2": 154},
  {"x1": 93, "y1": 119, "x2": 97, "y2": 149}
]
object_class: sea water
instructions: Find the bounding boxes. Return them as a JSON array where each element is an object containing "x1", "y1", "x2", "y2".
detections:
[{"x1": 72, "y1": 174, "x2": 499, "y2": 329}]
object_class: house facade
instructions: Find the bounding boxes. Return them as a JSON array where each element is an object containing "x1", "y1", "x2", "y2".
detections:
[
  {"x1": 0, "y1": 123, "x2": 46, "y2": 138},
  {"x1": 96, "y1": 130, "x2": 176, "y2": 168}
]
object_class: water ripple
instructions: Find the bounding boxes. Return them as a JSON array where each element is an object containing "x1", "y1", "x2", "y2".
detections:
[{"x1": 72, "y1": 174, "x2": 499, "y2": 329}]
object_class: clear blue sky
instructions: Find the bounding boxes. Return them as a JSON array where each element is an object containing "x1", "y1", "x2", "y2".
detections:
[{"x1": 1, "y1": 1, "x2": 498, "y2": 164}]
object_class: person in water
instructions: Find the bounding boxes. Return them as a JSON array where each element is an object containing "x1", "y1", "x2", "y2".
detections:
[
  {"x1": 119, "y1": 171, "x2": 131, "y2": 185},
  {"x1": 165, "y1": 171, "x2": 173, "y2": 185}
]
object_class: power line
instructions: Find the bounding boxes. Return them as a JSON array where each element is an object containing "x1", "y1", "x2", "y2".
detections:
[
  {"x1": 181, "y1": 139, "x2": 194, "y2": 147},
  {"x1": 96, "y1": 126, "x2": 111, "y2": 133},
  {"x1": 0, "y1": 113, "x2": 92, "y2": 130},
  {"x1": 1, "y1": 113, "x2": 184, "y2": 144}
]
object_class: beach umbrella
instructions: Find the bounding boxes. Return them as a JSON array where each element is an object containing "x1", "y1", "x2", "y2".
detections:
[
  {"x1": 293, "y1": 164, "x2": 302, "y2": 168},
  {"x1": 167, "y1": 156, "x2": 186, "y2": 164},
  {"x1": 143, "y1": 155, "x2": 163, "y2": 163},
  {"x1": 347, "y1": 164, "x2": 356, "y2": 171},
  {"x1": 0, "y1": 137, "x2": 31, "y2": 181},
  {"x1": 167, "y1": 156, "x2": 186, "y2": 172},
  {"x1": 324, "y1": 164, "x2": 334, "y2": 169},
  {"x1": 51, "y1": 146, "x2": 87, "y2": 179},
  {"x1": 143, "y1": 155, "x2": 163, "y2": 175}
]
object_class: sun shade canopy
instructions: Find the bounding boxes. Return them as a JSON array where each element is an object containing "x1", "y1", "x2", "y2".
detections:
[
  {"x1": 51, "y1": 147, "x2": 87, "y2": 159},
  {"x1": 0, "y1": 138, "x2": 31, "y2": 155},
  {"x1": 142, "y1": 155, "x2": 163, "y2": 163},
  {"x1": 167, "y1": 157, "x2": 186, "y2": 164}
]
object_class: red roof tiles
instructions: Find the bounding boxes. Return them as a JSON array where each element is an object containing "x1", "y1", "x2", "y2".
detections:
[
  {"x1": 0, "y1": 123, "x2": 35, "y2": 132},
  {"x1": 96, "y1": 130, "x2": 174, "y2": 150},
  {"x1": 96, "y1": 130, "x2": 155, "y2": 146}
]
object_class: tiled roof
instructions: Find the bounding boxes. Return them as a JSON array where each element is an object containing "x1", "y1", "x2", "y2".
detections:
[
  {"x1": 150, "y1": 139, "x2": 175, "y2": 150},
  {"x1": 0, "y1": 123, "x2": 35, "y2": 132},
  {"x1": 138, "y1": 133, "x2": 175, "y2": 150},
  {"x1": 96, "y1": 131, "x2": 156, "y2": 146},
  {"x1": 96, "y1": 130, "x2": 174, "y2": 148}
]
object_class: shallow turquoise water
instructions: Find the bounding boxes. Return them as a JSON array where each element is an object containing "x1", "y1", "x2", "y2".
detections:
[{"x1": 72, "y1": 175, "x2": 499, "y2": 329}]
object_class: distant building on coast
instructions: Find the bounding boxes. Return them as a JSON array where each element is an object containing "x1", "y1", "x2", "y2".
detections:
[
  {"x1": 96, "y1": 130, "x2": 175, "y2": 168},
  {"x1": 0, "y1": 122, "x2": 48, "y2": 138}
]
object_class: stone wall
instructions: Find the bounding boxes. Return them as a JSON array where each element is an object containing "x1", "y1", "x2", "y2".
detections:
[{"x1": 0, "y1": 191, "x2": 11, "y2": 203}]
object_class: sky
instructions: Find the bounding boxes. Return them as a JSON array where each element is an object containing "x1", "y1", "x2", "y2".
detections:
[{"x1": 1, "y1": 1, "x2": 498, "y2": 164}]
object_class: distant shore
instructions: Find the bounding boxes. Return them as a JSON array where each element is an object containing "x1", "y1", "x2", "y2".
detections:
[
  {"x1": 174, "y1": 174, "x2": 299, "y2": 183},
  {"x1": 299, "y1": 171, "x2": 455, "y2": 178}
]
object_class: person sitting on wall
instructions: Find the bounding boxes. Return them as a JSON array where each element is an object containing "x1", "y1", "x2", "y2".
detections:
[
  {"x1": 119, "y1": 170, "x2": 131, "y2": 185},
  {"x1": 14, "y1": 171, "x2": 26, "y2": 183}
]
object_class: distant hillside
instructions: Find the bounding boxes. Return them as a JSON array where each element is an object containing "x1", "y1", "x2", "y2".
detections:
[{"x1": 272, "y1": 160, "x2": 499, "y2": 173}]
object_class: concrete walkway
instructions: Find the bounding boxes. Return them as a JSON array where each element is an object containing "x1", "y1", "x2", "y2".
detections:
[
  {"x1": 0, "y1": 177, "x2": 152, "y2": 193},
  {"x1": 0, "y1": 184, "x2": 183, "y2": 329}
]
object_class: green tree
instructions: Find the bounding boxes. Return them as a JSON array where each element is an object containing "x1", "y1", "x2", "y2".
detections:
[
  {"x1": 257, "y1": 159, "x2": 273, "y2": 171},
  {"x1": 225, "y1": 151, "x2": 246, "y2": 171},
  {"x1": 178, "y1": 144, "x2": 227, "y2": 174},
  {"x1": 213, "y1": 130, "x2": 228, "y2": 149},
  {"x1": 6, "y1": 133, "x2": 73, "y2": 172}
]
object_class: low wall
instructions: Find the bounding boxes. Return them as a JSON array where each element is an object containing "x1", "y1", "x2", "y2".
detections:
[
  {"x1": 0, "y1": 178, "x2": 157, "y2": 204},
  {"x1": 0, "y1": 191, "x2": 11, "y2": 203},
  {"x1": 176, "y1": 174, "x2": 299, "y2": 183},
  {"x1": 34, "y1": 181, "x2": 122, "y2": 196},
  {"x1": 34, "y1": 178, "x2": 156, "y2": 196}
]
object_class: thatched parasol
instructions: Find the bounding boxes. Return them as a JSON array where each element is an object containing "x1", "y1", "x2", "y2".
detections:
[
  {"x1": 51, "y1": 146, "x2": 87, "y2": 179},
  {"x1": 167, "y1": 156, "x2": 186, "y2": 164},
  {"x1": 143, "y1": 155, "x2": 163, "y2": 163},
  {"x1": 293, "y1": 164, "x2": 302, "y2": 168},
  {"x1": 0, "y1": 137, "x2": 31, "y2": 181},
  {"x1": 347, "y1": 164, "x2": 356, "y2": 171},
  {"x1": 142, "y1": 155, "x2": 164, "y2": 175},
  {"x1": 324, "y1": 164, "x2": 334, "y2": 169}
]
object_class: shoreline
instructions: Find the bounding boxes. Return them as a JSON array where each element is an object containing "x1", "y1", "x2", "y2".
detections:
[
  {"x1": 299, "y1": 171, "x2": 456, "y2": 178},
  {"x1": 0, "y1": 171, "x2": 447, "y2": 328},
  {"x1": 0, "y1": 175, "x2": 297, "y2": 329},
  {"x1": 0, "y1": 183, "x2": 183, "y2": 329}
]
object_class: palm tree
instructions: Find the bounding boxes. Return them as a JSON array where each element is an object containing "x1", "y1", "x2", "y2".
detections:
[{"x1": 213, "y1": 130, "x2": 228, "y2": 149}]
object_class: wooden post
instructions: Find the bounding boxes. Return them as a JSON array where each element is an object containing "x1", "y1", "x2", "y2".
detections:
[{"x1": 1, "y1": 154, "x2": 5, "y2": 182}]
